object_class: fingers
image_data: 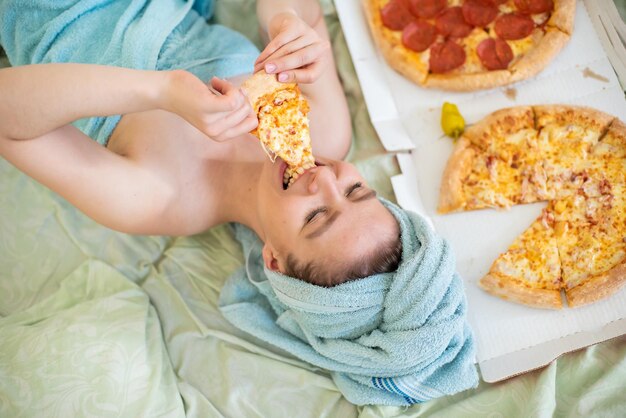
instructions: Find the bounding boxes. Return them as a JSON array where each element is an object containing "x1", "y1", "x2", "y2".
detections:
[
  {"x1": 202, "y1": 94, "x2": 258, "y2": 141},
  {"x1": 211, "y1": 114, "x2": 258, "y2": 142},
  {"x1": 268, "y1": 41, "x2": 329, "y2": 74},
  {"x1": 254, "y1": 35, "x2": 311, "y2": 73},
  {"x1": 255, "y1": 22, "x2": 301, "y2": 66},
  {"x1": 275, "y1": 57, "x2": 327, "y2": 84},
  {"x1": 209, "y1": 77, "x2": 246, "y2": 112},
  {"x1": 210, "y1": 76, "x2": 236, "y2": 94},
  {"x1": 255, "y1": 40, "x2": 330, "y2": 84}
]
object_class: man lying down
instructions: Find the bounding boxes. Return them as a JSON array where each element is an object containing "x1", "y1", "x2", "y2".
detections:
[
  {"x1": 0, "y1": 0, "x2": 478, "y2": 406},
  {"x1": 219, "y1": 72, "x2": 478, "y2": 406}
]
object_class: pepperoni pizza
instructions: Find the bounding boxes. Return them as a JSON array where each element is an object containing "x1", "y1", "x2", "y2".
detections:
[{"x1": 362, "y1": 0, "x2": 575, "y2": 91}]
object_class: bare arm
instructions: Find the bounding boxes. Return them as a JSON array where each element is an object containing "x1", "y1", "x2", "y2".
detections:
[
  {"x1": 255, "y1": 0, "x2": 352, "y2": 160},
  {"x1": 0, "y1": 64, "x2": 255, "y2": 141},
  {"x1": 0, "y1": 64, "x2": 255, "y2": 235},
  {"x1": 0, "y1": 64, "x2": 166, "y2": 140}
]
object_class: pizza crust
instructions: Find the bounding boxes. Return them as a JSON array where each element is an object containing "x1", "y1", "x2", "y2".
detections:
[
  {"x1": 241, "y1": 72, "x2": 296, "y2": 111},
  {"x1": 510, "y1": 29, "x2": 570, "y2": 83},
  {"x1": 438, "y1": 137, "x2": 475, "y2": 214},
  {"x1": 607, "y1": 118, "x2": 626, "y2": 143},
  {"x1": 480, "y1": 273, "x2": 563, "y2": 309},
  {"x1": 463, "y1": 106, "x2": 535, "y2": 149},
  {"x1": 424, "y1": 70, "x2": 512, "y2": 92},
  {"x1": 566, "y1": 260, "x2": 626, "y2": 307},
  {"x1": 533, "y1": 104, "x2": 616, "y2": 133},
  {"x1": 549, "y1": 0, "x2": 576, "y2": 35}
]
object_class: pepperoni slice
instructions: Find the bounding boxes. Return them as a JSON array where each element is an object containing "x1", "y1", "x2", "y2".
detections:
[
  {"x1": 477, "y1": 38, "x2": 514, "y2": 70},
  {"x1": 462, "y1": 0, "x2": 499, "y2": 27},
  {"x1": 429, "y1": 40, "x2": 466, "y2": 73},
  {"x1": 402, "y1": 21, "x2": 437, "y2": 52},
  {"x1": 494, "y1": 13, "x2": 535, "y2": 40},
  {"x1": 408, "y1": 0, "x2": 447, "y2": 19},
  {"x1": 381, "y1": 0, "x2": 414, "y2": 31},
  {"x1": 514, "y1": 0, "x2": 554, "y2": 14},
  {"x1": 436, "y1": 7, "x2": 474, "y2": 38}
]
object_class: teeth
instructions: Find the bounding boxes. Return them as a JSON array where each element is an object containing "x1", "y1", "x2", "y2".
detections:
[{"x1": 283, "y1": 158, "x2": 318, "y2": 188}]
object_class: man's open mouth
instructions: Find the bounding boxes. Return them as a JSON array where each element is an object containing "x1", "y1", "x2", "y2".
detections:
[{"x1": 283, "y1": 160, "x2": 323, "y2": 190}]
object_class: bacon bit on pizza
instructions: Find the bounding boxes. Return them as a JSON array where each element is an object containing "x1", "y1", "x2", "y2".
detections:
[
  {"x1": 520, "y1": 177, "x2": 531, "y2": 202},
  {"x1": 441, "y1": 102, "x2": 465, "y2": 140},
  {"x1": 486, "y1": 155, "x2": 497, "y2": 181},
  {"x1": 541, "y1": 208, "x2": 555, "y2": 228},
  {"x1": 599, "y1": 179, "x2": 612, "y2": 195}
]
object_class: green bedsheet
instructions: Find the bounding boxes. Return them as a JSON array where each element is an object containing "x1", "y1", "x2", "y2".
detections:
[{"x1": 1, "y1": 1, "x2": 625, "y2": 416}]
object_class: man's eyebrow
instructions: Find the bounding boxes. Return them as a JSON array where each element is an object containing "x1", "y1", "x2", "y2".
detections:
[
  {"x1": 305, "y1": 211, "x2": 340, "y2": 239},
  {"x1": 352, "y1": 189, "x2": 377, "y2": 202},
  {"x1": 305, "y1": 189, "x2": 378, "y2": 239}
]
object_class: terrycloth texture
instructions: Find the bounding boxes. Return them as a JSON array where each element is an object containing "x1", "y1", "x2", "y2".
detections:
[
  {"x1": 0, "y1": 0, "x2": 258, "y2": 145},
  {"x1": 219, "y1": 199, "x2": 478, "y2": 406}
]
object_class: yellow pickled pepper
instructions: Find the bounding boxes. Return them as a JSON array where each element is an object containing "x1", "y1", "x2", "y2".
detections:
[{"x1": 441, "y1": 102, "x2": 465, "y2": 141}]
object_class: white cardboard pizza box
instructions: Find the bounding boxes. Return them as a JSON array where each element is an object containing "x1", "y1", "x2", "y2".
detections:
[{"x1": 336, "y1": 0, "x2": 626, "y2": 382}]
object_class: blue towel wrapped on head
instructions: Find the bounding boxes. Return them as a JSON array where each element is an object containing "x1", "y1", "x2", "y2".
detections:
[
  {"x1": 0, "y1": 0, "x2": 258, "y2": 145},
  {"x1": 219, "y1": 198, "x2": 479, "y2": 406}
]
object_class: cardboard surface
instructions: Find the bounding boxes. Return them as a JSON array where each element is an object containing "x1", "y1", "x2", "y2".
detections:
[{"x1": 337, "y1": 0, "x2": 626, "y2": 382}]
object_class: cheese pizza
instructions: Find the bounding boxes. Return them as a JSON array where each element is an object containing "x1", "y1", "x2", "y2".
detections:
[
  {"x1": 362, "y1": 0, "x2": 575, "y2": 91},
  {"x1": 242, "y1": 72, "x2": 315, "y2": 187},
  {"x1": 439, "y1": 106, "x2": 626, "y2": 309}
]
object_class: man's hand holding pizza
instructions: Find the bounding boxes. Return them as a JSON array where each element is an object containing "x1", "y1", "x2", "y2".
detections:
[
  {"x1": 165, "y1": 70, "x2": 257, "y2": 142},
  {"x1": 254, "y1": 11, "x2": 331, "y2": 84}
]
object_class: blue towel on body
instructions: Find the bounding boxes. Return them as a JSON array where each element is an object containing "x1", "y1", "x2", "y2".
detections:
[
  {"x1": 219, "y1": 198, "x2": 479, "y2": 406},
  {"x1": 0, "y1": 0, "x2": 258, "y2": 145}
]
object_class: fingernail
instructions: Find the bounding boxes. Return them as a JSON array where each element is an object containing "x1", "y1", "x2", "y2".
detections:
[
  {"x1": 278, "y1": 73, "x2": 288, "y2": 82},
  {"x1": 265, "y1": 63, "x2": 276, "y2": 73}
]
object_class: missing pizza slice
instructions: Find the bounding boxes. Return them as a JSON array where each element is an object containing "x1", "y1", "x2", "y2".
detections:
[{"x1": 242, "y1": 72, "x2": 315, "y2": 187}]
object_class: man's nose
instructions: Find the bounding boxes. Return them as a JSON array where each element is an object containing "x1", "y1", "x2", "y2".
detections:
[{"x1": 307, "y1": 166, "x2": 339, "y2": 196}]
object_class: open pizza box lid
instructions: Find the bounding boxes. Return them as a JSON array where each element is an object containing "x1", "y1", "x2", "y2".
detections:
[{"x1": 336, "y1": 0, "x2": 626, "y2": 383}]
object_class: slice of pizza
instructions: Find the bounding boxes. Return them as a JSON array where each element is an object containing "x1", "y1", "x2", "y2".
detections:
[
  {"x1": 242, "y1": 72, "x2": 315, "y2": 187},
  {"x1": 438, "y1": 107, "x2": 548, "y2": 213},
  {"x1": 587, "y1": 118, "x2": 626, "y2": 185},
  {"x1": 533, "y1": 105, "x2": 616, "y2": 198},
  {"x1": 551, "y1": 184, "x2": 626, "y2": 307},
  {"x1": 479, "y1": 207, "x2": 563, "y2": 309},
  {"x1": 438, "y1": 137, "x2": 528, "y2": 213}
]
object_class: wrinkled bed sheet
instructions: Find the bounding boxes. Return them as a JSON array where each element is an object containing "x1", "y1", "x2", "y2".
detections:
[{"x1": 0, "y1": 1, "x2": 625, "y2": 417}]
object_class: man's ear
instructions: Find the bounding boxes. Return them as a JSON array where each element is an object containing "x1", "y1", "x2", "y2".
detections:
[{"x1": 262, "y1": 244, "x2": 281, "y2": 272}]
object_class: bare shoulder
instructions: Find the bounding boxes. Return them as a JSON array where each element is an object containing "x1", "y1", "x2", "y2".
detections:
[{"x1": 107, "y1": 109, "x2": 257, "y2": 234}]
